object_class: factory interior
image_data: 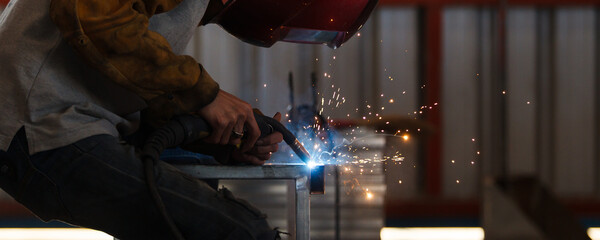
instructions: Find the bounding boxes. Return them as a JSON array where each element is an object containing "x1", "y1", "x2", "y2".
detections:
[{"x1": 1, "y1": 0, "x2": 600, "y2": 239}]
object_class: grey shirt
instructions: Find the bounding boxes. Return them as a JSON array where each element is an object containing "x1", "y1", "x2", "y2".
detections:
[{"x1": 0, "y1": 0, "x2": 208, "y2": 154}]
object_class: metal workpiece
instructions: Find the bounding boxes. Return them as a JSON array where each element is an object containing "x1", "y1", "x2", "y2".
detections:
[
  {"x1": 173, "y1": 164, "x2": 315, "y2": 240},
  {"x1": 309, "y1": 165, "x2": 325, "y2": 194},
  {"x1": 294, "y1": 174, "x2": 310, "y2": 240},
  {"x1": 174, "y1": 164, "x2": 310, "y2": 179}
]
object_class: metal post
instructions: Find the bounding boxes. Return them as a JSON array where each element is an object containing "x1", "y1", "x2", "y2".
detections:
[
  {"x1": 334, "y1": 165, "x2": 341, "y2": 240},
  {"x1": 295, "y1": 175, "x2": 310, "y2": 240},
  {"x1": 287, "y1": 180, "x2": 297, "y2": 239}
]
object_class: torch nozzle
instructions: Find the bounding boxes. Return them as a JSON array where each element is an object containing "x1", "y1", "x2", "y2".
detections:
[
  {"x1": 291, "y1": 139, "x2": 312, "y2": 163},
  {"x1": 260, "y1": 115, "x2": 311, "y2": 163}
]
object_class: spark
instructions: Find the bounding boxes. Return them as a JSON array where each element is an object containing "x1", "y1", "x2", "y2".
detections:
[
  {"x1": 402, "y1": 135, "x2": 409, "y2": 141},
  {"x1": 456, "y1": 180, "x2": 460, "y2": 184},
  {"x1": 451, "y1": 160, "x2": 455, "y2": 164},
  {"x1": 389, "y1": 99, "x2": 394, "y2": 103},
  {"x1": 366, "y1": 192, "x2": 373, "y2": 200}
]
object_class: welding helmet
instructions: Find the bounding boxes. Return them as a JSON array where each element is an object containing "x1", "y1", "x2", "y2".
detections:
[{"x1": 201, "y1": 0, "x2": 378, "y2": 49}]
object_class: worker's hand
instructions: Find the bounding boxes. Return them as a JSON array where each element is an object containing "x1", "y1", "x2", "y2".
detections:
[
  {"x1": 197, "y1": 90, "x2": 260, "y2": 152},
  {"x1": 231, "y1": 113, "x2": 284, "y2": 165}
]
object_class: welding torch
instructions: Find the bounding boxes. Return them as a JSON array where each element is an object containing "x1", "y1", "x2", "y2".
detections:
[
  {"x1": 140, "y1": 112, "x2": 312, "y2": 240},
  {"x1": 149, "y1": 112, "x2": 312, "y2": 163}
]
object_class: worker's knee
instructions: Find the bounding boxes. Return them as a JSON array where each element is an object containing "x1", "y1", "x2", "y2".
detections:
[{"x1": 217, "y1": 187, "x2": 280, "y2": 239}]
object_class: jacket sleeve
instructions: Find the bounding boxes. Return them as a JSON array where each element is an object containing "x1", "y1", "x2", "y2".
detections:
[{"x1": 49, "y1": 0, "x2": 219, "y2": 126}]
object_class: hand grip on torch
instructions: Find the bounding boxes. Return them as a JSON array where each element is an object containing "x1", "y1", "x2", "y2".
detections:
[{"x1": 165, "y1": 112, "x2": 312, "y2": 163}]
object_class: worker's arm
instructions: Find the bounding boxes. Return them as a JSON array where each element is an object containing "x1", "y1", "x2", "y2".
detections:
[
  {"x1": 49, "y1": 0, "x2": 260, "y2": 149},
  {"x1": 50, "y1": 0, "x2": 217, "y2": 122}
]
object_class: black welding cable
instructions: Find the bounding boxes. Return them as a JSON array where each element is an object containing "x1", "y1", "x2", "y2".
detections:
[
  {"x1": 141, "y1": 120, "x2": 188, "y2": 240},
  {"x1": 143, "y1": 157, "x2": 185, "y2": 240}
]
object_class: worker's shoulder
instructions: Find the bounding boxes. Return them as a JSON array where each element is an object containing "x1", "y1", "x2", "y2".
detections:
[{"x1": 50, "y1": 0, "x2": 184, "y2": 18}]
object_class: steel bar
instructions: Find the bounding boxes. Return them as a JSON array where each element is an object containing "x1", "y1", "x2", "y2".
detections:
[
  {"x1": 175, "y1": 164, "x2": 309, "y2": 179},
  {"x1": 421, "y1": 5, "x2": 443, "y2": 197}
]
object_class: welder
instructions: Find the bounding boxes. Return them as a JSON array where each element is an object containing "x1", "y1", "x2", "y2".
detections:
[{"x1": 0, "y1": 0, "x2": 376, "y2": 239}]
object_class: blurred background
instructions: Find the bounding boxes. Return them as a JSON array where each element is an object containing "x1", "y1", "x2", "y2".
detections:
[{"x1": 1, "y1": 0, "x2": 600, "y2": 239}]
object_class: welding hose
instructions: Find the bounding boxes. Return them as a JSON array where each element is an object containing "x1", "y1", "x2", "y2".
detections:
[
  {"x1": 141, "y1": 116, "x2": 199, "y2": 240},
  {"x1": 141, "y1": 113, "x2": 308, "y2": 240}
]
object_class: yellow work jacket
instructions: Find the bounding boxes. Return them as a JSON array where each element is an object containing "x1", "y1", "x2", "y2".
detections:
[{"x1": 49, "y1": 0, "x2": 219, "y2": 126}]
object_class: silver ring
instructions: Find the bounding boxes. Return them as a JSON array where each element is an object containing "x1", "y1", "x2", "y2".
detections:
[{"x1": 231, "y1": 130, "x2": 244, "y2": 138}]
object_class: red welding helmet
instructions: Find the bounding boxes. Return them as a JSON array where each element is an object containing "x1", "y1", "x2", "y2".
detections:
[{"x1": 202, "y1": 0, "x2": 378, "y2": 49}]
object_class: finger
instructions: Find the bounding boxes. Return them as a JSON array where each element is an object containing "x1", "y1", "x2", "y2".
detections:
[
  {"x1": 220, "y1": 121, "x2": 235, "y2": 145},
  {"x1": 252, "y1": 144, "x2": 279, "y2": 155},
  {"x1": 206, "y1": 118, "x2": 225, "y2": 144},
  {"x1": 273, "y1": 112, "x2": 282, "y2": 122},
  {"x1": 254, "y1": 153, "x2": 272, "y2": 161},
  {"x1": 241, "y1": 109, "x2": 260, "y2": 152},
  {"x1": 256, "y1": 132, "x2": 283, "y2": 146},
  {"x1": 229, "y1": 115, "x2": 246, "y2": 146},
  {"x1": 238, "y1": 154, "x2": 266, "y2": 165}
]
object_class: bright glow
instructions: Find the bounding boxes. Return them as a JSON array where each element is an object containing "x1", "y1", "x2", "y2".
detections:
[
  {"x1": 307, "y1": 161, "x2": 317, "y2": 169},
  {"x1": 587, "y1": 228, "x2": 600, "y2": 239},
  {"x1": 382, "y1": 227, "x2": 600, "y2": 240},
  {"x1": 0, "y1": 228, "x2": 112, "y2": 240},
  {"x1": 402, "y1": 135, "x2": 409, "y2": 141},
  {"x1": 380, "y1": 227, "x2": 484, "y2": 240},
  {"x1": 366, "y1": 192, "x2": 374, "y2": 200}
]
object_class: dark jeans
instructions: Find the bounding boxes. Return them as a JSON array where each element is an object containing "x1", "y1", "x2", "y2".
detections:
[{"x1": 0, "y1": 129, "x2": 279, "y2": 240}]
